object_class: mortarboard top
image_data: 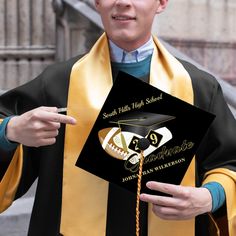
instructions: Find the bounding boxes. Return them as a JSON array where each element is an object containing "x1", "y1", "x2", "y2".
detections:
[
  {"x1": 110, "y1": 111, "x2": 175, "y2": 137},
  {"x1": 76, "y1": 71, "x2": 215, "y2": 196}
]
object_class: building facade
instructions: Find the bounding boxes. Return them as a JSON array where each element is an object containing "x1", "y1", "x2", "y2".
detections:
[
  {"x1": 0, "y1": 0, "x2": 55, "y2": 90},
  {"x1": 0, "y1": 0, "x2": 235, "y2": 89}
]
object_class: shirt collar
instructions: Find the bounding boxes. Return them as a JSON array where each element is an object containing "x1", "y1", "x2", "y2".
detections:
[{"x1": 109, "y1": 37, "x2": 154, "y2": 63}]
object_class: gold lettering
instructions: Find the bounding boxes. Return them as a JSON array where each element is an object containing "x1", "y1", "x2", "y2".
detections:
[
  {"x1": 123, "y1": 140, "x2": 193, "y2": 173},
  {"x1": 145, "y1": 93, "x2": 163, "y2": 105},
  {"x1": 154, "y1": 158, "x2": 186, "y2": 172},
  {"x1": 118, "y1": 105, "x2": 131, "y2": 114},
  {"x1": 102, "y1": 109, "x2": 118, "y2": 119},
  {"x1": 144, "y1": 140, "x2": 194, "y2": 165},
  {"x1": 122, "y1": 174, "x2": 138, "y2": 182},
  {"x1": 124, "y1": 153, "x2": 140, "y2": 173}
]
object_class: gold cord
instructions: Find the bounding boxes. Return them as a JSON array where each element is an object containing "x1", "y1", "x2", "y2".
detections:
[{"x1": 136, "y1": 150, "x2": 144, "y2": 236}]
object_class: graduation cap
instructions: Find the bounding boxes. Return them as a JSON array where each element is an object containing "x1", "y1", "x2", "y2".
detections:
[{"x1": 110, "y1": 111, "x2": 175, "y2": 136}]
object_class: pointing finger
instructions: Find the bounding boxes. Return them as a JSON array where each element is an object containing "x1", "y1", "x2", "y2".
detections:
[
  {"x1": 145, "y1": 181, "x2": 189, "y2": 198},
  {"x1": 48, "y1": 113, "x2": 77, "y2": 125},
  {"x1": 35, "y1": 110, "x2": 76, "y2": 125}
]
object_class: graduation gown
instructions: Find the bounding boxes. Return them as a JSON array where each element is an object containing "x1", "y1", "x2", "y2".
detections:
[{"x1": 0, "y1": 34, "x2": 236, "y2": 236}]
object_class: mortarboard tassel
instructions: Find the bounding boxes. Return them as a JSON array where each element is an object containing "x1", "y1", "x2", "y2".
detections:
[{"x1": 136, "y1": 138, "x2": 150, "y2": 236}]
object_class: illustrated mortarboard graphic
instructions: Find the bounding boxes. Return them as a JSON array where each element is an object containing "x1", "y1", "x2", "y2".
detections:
[
  {"x1": 98, "y1": 111, "x2": 175, "y2": 163},
  {"x1": 76, "y1": 71, "x2": 215, "y2": 194}
]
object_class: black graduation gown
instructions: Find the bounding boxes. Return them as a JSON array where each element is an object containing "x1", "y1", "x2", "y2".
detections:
[{"x1": 0, "y1": 56, "x2": 236, "y2": 236}]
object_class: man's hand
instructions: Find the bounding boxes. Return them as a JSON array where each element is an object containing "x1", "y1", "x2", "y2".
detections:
[
  {"x1": 140, "y1": 181, "x2": 212, "y2": 220},
  {"x1": 6, "y1": 106, "x2": 76, "y2": 147}
]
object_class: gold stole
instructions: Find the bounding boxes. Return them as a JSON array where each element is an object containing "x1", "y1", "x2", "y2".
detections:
[
  {"x1": 60, "y1": 33, "x2": 195, "y2": 236},
  {"x1": 0, "y1": 137, "x2": 23, "y2": 212}
]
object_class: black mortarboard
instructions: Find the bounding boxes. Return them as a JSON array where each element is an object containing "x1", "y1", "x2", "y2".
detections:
[
  {"x1": 76, "y1": 70, "x2": 215, "y2": 198},
  {"x1": 110, "y1": 111, "x2": 175, "y2": 137}
]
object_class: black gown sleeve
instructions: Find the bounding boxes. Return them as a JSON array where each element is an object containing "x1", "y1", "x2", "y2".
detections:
[
  {"x1": 179, "y1": 59, "x2": 236, "y2": 183},
  {"x1": 0, "y1": 55, "x2": 80, "y2": 199}
]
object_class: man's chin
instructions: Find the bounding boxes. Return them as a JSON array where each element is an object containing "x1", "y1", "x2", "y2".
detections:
[{"x1": 109, "y1": 33, "x2": 142, "y2": 50}]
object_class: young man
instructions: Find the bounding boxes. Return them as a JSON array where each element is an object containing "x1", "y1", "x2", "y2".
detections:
[{"x1": 0, "y1": 0, "x2": 236, "y2": 235}]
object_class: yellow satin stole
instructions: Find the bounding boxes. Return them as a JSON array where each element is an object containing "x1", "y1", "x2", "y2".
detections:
[{"x1": 0, "y1": 132, "x2": 23, "y2": 212}]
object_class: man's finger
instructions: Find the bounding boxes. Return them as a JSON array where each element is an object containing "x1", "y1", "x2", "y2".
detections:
[
  {"x1": 50, "y1": 113, "x2": 77, "y2": 125},
  {"x1": 145, "y1": 181, "x2": 189, "y2": 198},
  {"x1": 140, "y1": 193, "x2": 177, "y2": 207},
  {"x1": 38, "y1": 111, "x2": 77, "y2": 125}
]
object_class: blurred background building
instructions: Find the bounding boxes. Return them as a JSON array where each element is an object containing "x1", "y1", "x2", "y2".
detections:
[
  {"x1": 0, "y1": 0, "x2": 235, "y2": 90},
  {"x1": 0, "y1": 0, "x2": 235, "y2": 235}
]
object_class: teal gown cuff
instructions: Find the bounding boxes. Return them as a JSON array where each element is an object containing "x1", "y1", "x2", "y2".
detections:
[
  {"x1": 202, "y1": 182, "x2": 226, "y2": 212},
  {"x1": 0, "y1": 117, "x2": 18, "y2": 151}
]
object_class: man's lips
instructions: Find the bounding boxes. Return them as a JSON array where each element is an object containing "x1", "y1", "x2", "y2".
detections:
[{"x1": 112, "y1": 15, "x2": 136, "y2": 21}]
